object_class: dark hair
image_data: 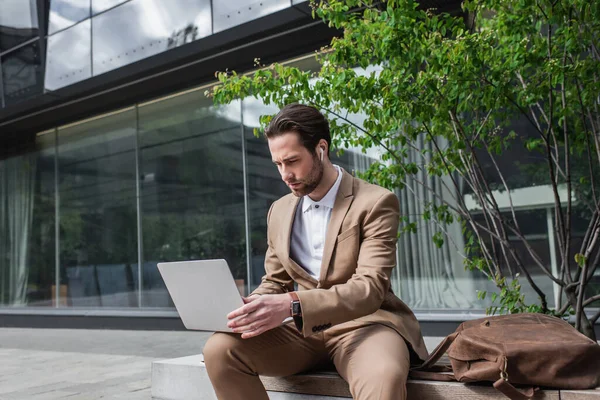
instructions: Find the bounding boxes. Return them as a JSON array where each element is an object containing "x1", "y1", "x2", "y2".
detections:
[{"x1": 264, "y1": 103, "x2": 330, "y2": 156}]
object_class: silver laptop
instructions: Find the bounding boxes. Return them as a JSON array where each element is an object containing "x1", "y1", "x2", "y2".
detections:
[{"x1": 157, "y1": 259, "x2": 244, "y2": 332}]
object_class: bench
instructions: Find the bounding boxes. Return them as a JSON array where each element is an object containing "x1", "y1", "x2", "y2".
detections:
[{"x1": 151, "y1": 354, "x2": 600, "y2": 399}]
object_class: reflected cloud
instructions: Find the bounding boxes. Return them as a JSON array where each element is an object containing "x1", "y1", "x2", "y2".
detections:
[
  {"x1": 0, "y1": 0, "x2": 39, "y2": 52},
  {"x1": 92, "y1": 0, "x2": 211, "y2": 76},
  {"x1": 92, "y1": 0, "x2": 128, "y2": 14},
  {"x1": 45, "y1": 19, "x2": 91, "y2": 91},
  {"x1": 48, "y1": 0, "x2": 90, "y2": 34},
  {"x1": 0, "y1": 0, "x2": 38, "y2": 29}
]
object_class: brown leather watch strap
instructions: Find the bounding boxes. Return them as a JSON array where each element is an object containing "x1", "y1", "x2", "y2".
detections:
[
  {"x1": 288, "y1": 292, "x2": 303, "y2": 332},
  {"x1": 289, "y1": 291, "x2": 300, "y2": 302}
]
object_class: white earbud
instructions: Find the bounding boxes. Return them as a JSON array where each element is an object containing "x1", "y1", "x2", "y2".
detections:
[{"x1": 320, "y1": 148, "x2": 324, "y2": 161}]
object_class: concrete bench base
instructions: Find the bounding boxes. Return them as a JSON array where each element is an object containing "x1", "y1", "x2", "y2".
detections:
[{"x1": 151, "y1": 354, "x2": 599, "y2": 400}]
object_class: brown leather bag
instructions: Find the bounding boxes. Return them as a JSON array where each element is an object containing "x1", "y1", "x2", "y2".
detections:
[{"x1": 410, "y1": 313, "x2": 600, "y2": 399}]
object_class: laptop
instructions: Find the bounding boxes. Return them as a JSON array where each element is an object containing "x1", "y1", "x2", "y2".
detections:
[{"x1": 157, "y1": 259, "x2": 244, "y2": 332}]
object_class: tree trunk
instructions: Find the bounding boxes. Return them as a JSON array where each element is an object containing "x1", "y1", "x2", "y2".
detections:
[
  {"x1": 579, "y1": 312, "x2": 597, "y2": 341},
  {"x1": 566, "y1": 289, "x2": 597, "y2": 341}
]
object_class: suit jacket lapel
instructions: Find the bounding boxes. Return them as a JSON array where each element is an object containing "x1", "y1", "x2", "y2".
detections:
[{"x1": 318, "y1": 170, "x2": 354, "y2": 284}]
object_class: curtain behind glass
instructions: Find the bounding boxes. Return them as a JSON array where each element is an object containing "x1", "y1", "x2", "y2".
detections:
[
  {"x1": 396, "y1": 135, "x2": 478, "y2": 309},
  {"x1": 0, "y1": 154, "x2": 36, "y2": 305}
]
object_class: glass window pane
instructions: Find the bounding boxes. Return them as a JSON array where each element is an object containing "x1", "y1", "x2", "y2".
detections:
[
  {"x1": 138, "y1": 92, "x2": 245, "y2": 308},
  {"x1": 213, "y1": 0, "x2": 290, "y2": 34},
  {"x1": 48, "y1": 0, "x2": 91, "y2": 35},
  {"x1": 57, "y1": 108, "x2": 138, "y2": 308},
  {"x1": 241, "y1": 99, "x2": 286, "y2": 291},
  {"x1": 92, "y1": 0, "x2": 211, "y2": 76},
  {"x1": 0, "y1": 0, "x2": 38, "y2": 53},
  {"x1": 0, "y1": 130, "x2": 56, "y2": 307},
  {"x1": 1, "y1": 42, "x2": 43, "y2": 106},
  {"x1": 45, "y1": 20, "x2": 91, "y2": 91},
  {"x1": 92, "y1": 0, "x2": 127, "y2": 15}
]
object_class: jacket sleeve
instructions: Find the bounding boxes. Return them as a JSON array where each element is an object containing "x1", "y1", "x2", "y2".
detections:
[
  {"x1": 295, "y1": 191, "x2": 399, "y2": 337},
  {"x1": 250, "y1": 203, "x2": 294, "y2": 296}
]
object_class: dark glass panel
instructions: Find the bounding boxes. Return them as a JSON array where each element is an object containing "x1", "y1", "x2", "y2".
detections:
[
  {"x1": 92, "y1": 0, "x2": 211, "y2": 76},
  {"x1": 45, "y1": 19, "x2": 91, "y2": 91},
  {"x1": 138, "y1": 92, "x2": 245, "y2": 307},
  {"x1": 241, "y1": 99, "x2": 287, "y2": 292},
  {"x1": 0, "y1": 0, "x2": 38, "y2": 53},
  {"x1": 1, "y1": 42, "x2": 43, "y2": 106},
  {"x1": 48, "y1": 0, "x2": 90, "y2": 35},
  {"x1": 57, "y1": 108, "x2": 138, "y2": 308}
]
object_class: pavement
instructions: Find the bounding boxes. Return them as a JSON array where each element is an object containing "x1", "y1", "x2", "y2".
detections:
[
  {"x1": 0, "y1": 327, "x2": 444, "y2": 400},
  {"x1": 0, "y1": 328, "x2": 212, "y2": 400}
]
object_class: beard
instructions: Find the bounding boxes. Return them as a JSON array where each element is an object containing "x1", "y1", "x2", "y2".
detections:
[{"x1": 289, "y1": 155, "x2": 324, "y2": 197}]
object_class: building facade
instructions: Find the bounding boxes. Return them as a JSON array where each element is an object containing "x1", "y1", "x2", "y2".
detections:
[{"x1": 0, "y1": 0, "x2": 597, "y2": 333}]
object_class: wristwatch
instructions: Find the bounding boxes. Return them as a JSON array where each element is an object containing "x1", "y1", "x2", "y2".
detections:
[{"x1": 289, "y1": 292, "x2": 303, "y2": 332}]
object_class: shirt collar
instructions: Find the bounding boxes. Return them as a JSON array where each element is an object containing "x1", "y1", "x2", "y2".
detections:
[{"x1": 302, "y1": 165, "x2": 342, "y2": 213}]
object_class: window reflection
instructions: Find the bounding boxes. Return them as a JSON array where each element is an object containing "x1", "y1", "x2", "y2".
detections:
[
  {"x1": 48, "y1": 0, "x2": 90, "y2": 35},
  {"x1": 213, "y1": 0, "x2": 290, "y2": 34},
  {"x1": 1, "y1": 42, "x2": 43, "y2": 106},
  {"x1": 58, "y1": 108, "x2": 138, "y2": 308},
  {"x1": 92, "y1": 0, "x2": 128, "y2": 15},
  {"x1": 92, "y1": 0, "x2": 211, "y2": 76},
  {"x1": 138, "y1": 92, "x2": 246, "y2": 307},
  {"x1": 241, "y1": 99, "x2": 287, "y2": 291},
  {"x1": 45, "y1": 19, "x2": 91, "y2": 91},
  {"x1": 0, "y1": 0, "x2": 39, "y2": 53}
]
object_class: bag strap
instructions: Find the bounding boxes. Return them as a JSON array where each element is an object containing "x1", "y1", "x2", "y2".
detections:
[
  {"x1": 409, "y1": 369, "x2": 455, "y2": 381},
  {"x1": 493, "y1": 378, "x2": 537, "y2": 400},
  {"x1": 409, "y1": 332, "x2": 459, "y2": 381},
  {"x1": 416, "y1": 331, "x2": 459, "y2": 370}
]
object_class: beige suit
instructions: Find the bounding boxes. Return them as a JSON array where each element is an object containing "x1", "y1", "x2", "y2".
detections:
[{"x1": 204, "y1": 169, "x2": 428, "y2": 399}]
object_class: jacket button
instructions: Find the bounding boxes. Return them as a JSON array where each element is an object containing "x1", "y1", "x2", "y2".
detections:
[{"x1": 312, "y1": 326, "x2": 318, "y2": 333}]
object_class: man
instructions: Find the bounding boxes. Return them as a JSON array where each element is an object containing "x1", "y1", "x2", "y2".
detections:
[{"x1": 203, "y1": 103, "x2": 427, "y2": 400}]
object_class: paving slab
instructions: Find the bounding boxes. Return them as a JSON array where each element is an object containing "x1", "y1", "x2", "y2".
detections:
[{"x1": 0, "y1": 328, "x2": 212, "y2": 400}]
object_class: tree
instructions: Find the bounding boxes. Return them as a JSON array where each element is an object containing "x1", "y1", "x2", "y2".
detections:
[{"x1": 207, "y1": 0, "x2": 600, "y2": 339}]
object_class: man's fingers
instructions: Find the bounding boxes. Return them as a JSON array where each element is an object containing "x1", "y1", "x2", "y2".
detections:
[
  {"x1": 227, "y1": 300, "x2": 260, "y2": 319},
  {"x1": 241, "y1": 324, "x2": 270, "y2": 339},
  {"x1": 228, "y1": 312, "x2": 262, "y2": 329},
  {"x1": 242, "y1": 295, "x2": 260, "y2": 304}
]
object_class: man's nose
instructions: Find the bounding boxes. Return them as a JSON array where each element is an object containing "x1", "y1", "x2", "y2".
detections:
[{"x1": 280, "y1": 166, "x2": 293, "y2": 180}]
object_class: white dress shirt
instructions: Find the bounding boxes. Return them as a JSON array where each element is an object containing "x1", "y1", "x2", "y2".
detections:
[{"x1": 290, "y1": 165, "x2": 343, "y2": 280}]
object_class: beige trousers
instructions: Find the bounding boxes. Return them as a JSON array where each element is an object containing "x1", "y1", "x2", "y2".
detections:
[{"x1": 203, "y1": 321, "x2": 411, "y2": 400}]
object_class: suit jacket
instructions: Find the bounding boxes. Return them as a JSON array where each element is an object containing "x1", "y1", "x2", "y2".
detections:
[{"x1": 251, "y1": 168, "x2": 428, "y2": 363}]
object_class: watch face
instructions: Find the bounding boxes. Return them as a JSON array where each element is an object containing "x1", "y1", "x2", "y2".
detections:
[{"x1": 292, "y1": 302, "x2": 301, "y2": 315}]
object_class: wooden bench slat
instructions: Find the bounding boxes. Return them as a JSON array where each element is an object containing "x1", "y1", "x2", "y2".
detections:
[
  {"x1": 261, "y1": 371, "x2": 561, "y2": 400},
  {"x1": 561, "y1": 388, "x2": 600, "y2": 399},
  {"x1": 261, "y1": 374, "x2": 351, "y2": 397}
]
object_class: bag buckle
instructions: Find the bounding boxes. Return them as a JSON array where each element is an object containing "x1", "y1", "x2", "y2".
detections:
[{"x1": 500, "y1": 357, "x2": 509, "y2": 382}]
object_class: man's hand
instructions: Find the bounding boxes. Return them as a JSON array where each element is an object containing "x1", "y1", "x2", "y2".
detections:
[{"x1": 227, "y1": 293, "x2": 291, "y2": 339}]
